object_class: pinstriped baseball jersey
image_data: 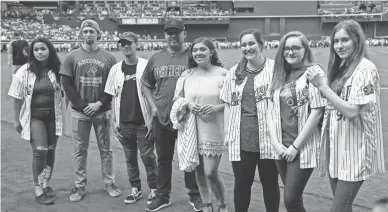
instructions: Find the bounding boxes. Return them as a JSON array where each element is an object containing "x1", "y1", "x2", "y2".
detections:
[
  {"x1": 8, "y1": 64, "x2": 65, "y2": 140},
  {"x1": 268, "y1": 65, "x2": 327, "y2": 168},
  {"x1": 220, "y1": 58, "x2": 277, "y2": 161},
  {"x1": 318, "y1": 58, "x2": 385, "y2": 181}
]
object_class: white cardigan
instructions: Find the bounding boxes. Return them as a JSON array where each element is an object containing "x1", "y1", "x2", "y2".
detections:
[{"x1": 104, "y1": 57, "x2": 151, "y2": 127}]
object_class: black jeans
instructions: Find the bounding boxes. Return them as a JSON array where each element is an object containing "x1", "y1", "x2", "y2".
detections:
[
  {"x1": 232, "y1": 150, "x2": 280, "y2": 212},
  {"x1": 30, "y1": 108, "x2": 58, "y2": 186},
  {"x1": 153, "y1": 120, "x2": 200, "y2": 201},
  {"x1": 275, "y1": 156, "x2": 314, "y2": 212},
  {"x1": 329, "y1": 177, "x2": 364, "y2": 212},
  {"x1": 118, "y1": 122, "x2": 157, "y2": 190}
]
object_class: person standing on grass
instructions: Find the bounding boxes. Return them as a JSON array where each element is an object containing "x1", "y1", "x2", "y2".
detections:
[
  {"x1": 219, "y1": 29, "x2": 280, "y2": 212},
  {"x1": 267, "y1": 31, "x2": 326, "y2": 212},
  {"x1": 104, "y1": 32, "x2": 158, "y2": 205},
  {"x1": 307, "y1": 19, "x2": 385, "y2": 212},
  {"x1": 171, "y1": 37, "x2": 228, "y2": 212},
  {"x1": 7, "y1": 31, "x2": 29, "y2": 77},
  {"x1": 8, "y1": 37, "x2": 64, "y2": 205},
  {"x1": 60, "y1": 19, "x2": 121, "y2": 202},
  {"x1": 141, "y1": 18, "x2": 203, "y2": 212}
]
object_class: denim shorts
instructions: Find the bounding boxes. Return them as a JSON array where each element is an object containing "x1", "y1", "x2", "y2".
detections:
[{"x1": 31, "y1": 108, "x2": 55, "y2": 122}]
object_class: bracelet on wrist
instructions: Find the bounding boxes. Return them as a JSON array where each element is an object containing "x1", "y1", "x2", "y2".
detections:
[{"x1": 292, "y1": 144, "x2": 300, "y2": 152}]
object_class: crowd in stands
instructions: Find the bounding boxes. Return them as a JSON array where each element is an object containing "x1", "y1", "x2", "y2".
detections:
[{"x1": 318, "y1": 1, "x2": 388, "y2": 15}]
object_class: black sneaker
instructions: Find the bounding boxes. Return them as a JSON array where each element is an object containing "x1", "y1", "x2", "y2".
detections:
[
  {"x1": 145, "y1": 197, "x2": 171, "y2": 211},
  {"x1": 35, "y1": 193, "x2": 54, "y2": 205},
  {"x1": 124, "y1": 187, "x2": 143, "y2": 204},
  {"x1": 189, "y1": 197, "x2": 204, "y2": 212},
  {"x1": 43, "y1": 186, "x2": 55, "y2": 198}
]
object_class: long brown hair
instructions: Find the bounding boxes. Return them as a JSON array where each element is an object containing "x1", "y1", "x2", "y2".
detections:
[
  {"x1": 235, "y1": 29, "x2": 264, "y2": 85},
  {"x1": 188, "y1": 37, "x2": 223, "y2": 69},
  {"x1": 269, "y1": 31, "x2": 314, "y2": 92},
  {"x1": 328, "y1": 20, "x2": 369, "y2": 93}
]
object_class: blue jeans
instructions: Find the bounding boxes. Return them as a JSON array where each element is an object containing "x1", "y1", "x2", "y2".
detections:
[
  {"x1": 30, "y1": 108, "x2": 58, "y2": 186},
  {"x1": 275, "y1": 156, "x2": 314, "y2": 212},
  {"x1": 71, "y1": 110, "x2": 114, "y2": 188},
  {"x1": 329, "y1": 177, "x2": 364, "y2": 212},
  {"x1": 117, "y1": 122, "x2": 157, "y2": 190}
]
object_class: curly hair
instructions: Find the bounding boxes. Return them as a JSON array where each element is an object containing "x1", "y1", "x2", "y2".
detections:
[
  {"x1": 28, "y1": 37, "x2": 61, "y2": 81},
  {"x1": 188, "y1": 37, "x2": 223, "y2": 69}
]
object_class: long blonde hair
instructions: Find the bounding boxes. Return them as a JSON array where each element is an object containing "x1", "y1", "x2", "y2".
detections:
[
  {"x1": 328, "y1": 20, "x2": 369, "y2": 93},
  {"x1": 269, "y1": 31, "x2": 315, "y2": 92}
]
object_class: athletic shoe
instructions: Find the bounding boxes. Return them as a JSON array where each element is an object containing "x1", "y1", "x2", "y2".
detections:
[
  {"x1": 35, "y1": 193, "x2": 54, "y2": 205},
  {"x1": 43, "y1": 186, "x2": 55, "y2": 198},
  {"x1": 147, "y1": 189, "x2": 156, "y2": 204},
  {"x1": 189, "y1": 196, "x2": 204, "y2": 212},
  {"x1": 105, "y1": 183, "x2": 122, "y2": 197},
  {"x1": 124, "y1": 187, "x2": 143, "y2": 204},
  {"x1": 145, "y1": 197, "x2": 171, "y2": 211},
  {"x1": 69, "y1": 187, "x2": 85, "y2": 202}
]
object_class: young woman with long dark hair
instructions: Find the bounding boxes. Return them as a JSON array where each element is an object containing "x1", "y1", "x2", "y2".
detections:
[
  {"x1": 220, "y1": 29, "x2": 280, "y2": 212},
  {"x1": 8, "y1": 37, "x2": 64, "y2": 205},
  {"x1": 172, "y1": 37, "x2": 228, "y2": 212},
  {"x1": 307, "y1": 20, "x2": 385, "y2": 212}
]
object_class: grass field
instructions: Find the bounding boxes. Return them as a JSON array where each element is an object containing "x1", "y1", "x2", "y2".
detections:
[{"x1": 1, "y1": 47, "x2": 388, "y2": 211}]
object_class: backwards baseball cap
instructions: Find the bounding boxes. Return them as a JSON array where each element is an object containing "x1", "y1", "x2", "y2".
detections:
[
  {"x1": 80, "y1": 19, "x2": 101, "y2": 39},
  {"x1": 118, "y1": 31, "x2": 138, "y2": 43},
  {"x1": 164, "y1": 18, "x2": 185, "y2": 31}
]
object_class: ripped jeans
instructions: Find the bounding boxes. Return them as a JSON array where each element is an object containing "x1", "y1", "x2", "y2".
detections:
[{"x1": 30, "y1": 108, "x2": 58, "y2": 186}]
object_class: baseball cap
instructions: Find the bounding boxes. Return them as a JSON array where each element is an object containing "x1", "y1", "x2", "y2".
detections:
[
  {"x1": 164, "y1": 18, "x2": 185, "y2": 31},
  {"x1": 118, "y1": 31, "x2": 138, "y2": 43}
]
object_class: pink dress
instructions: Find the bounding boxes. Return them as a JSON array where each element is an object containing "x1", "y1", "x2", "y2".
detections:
[{"x1": 184, "y1": 75, "x2": 226, "y2": 157}]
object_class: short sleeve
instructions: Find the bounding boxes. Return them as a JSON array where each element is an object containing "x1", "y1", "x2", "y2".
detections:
[
  {"x1": 308, "y1": 65, "x2": 327, "y2": 108},
  {"x1": 173, "y1": 76, "x2": 186, "y2": 101},
  {"x1": 8, "y1": 66, "x2": 26, "y2": 100},
  {"x1": 104, "y1": 65, "x2": 116, "y2": 96},
  {"x1": 348, "y1": 64, "x2": 379, "y2": 105},
  {"x1": 59, "y1": 53, "x2": 74, "y2": 77},
  {"x1": 219, "y1": 74, "x2": 232, "y2": 104},
  {"x1": 141, "y1": 56, "x2": 156, "y2": 88}
]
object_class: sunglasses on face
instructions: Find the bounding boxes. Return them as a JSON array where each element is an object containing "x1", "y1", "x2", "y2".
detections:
[
  {"x1": 119, "y1": 40, "x2": 133, "y2": 47},
  {"x1": 283, "y1": 46, "x2": 303, "y2": 54}
]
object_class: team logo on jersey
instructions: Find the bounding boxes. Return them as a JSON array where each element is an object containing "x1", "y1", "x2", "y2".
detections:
[
  {"x1": 231, "y1": 91, "x2": 241, "y2": 106},
  {"x1": 85, "y1": 64, "x2": 98, "y2": 77},
  {"x1": 255, "y1": 84, "x2": 268, "y2": 102},
  {"x1": 336, "y1": 85, "x2": 352, "y2": 121},
  {"x1": 124, "y1": 74, "x2": 136, "y2": 81},
  {"x1": 363, "y1": 83, "x2": 374, "y2": 95},
  {"x1": 297, "y1": 84, "x2": 310, "y2": 106}
]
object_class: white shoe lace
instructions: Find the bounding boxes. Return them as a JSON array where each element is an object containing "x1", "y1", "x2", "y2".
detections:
[
  {"x1": 148, "y1": 189, "x2": 156, "y2": 199},
  {"x1": 131, "y1": 187, "x2": 140, "y2": 196}
]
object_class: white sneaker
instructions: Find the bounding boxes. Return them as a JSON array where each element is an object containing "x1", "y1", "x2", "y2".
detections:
[
  {"x1": 147, "y1": 189, "x2": 156, "y2": 204},
  {"x1": 105, "y1": 184, "x2": 122, "y2": 197}
]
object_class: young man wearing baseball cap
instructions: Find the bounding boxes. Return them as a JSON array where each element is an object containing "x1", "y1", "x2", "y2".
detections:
[
  {"x1": 141, "y1": 18, "x2": 203, "y2": 212},
  {"x1": 104, "y1": 32, "x2": 158, "y2": 205},
  {"x1": 60, "y1": 19, "x2": 121, "y2": 202}
]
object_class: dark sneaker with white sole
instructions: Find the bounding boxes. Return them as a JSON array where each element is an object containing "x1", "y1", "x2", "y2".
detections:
[
  {"x1": 35, "y1": 193, "x2": 54, "y2": 205},
  {"x1": 145, "y1": 197, "x2": 171, "y2": 211},
  {"x1": 124, "y1": 187, "x2": 143, "y2": 204}
]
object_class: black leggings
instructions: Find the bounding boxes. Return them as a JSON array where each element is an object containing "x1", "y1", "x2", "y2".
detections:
[
  {"x1": 232, "y1": 150, "x2": 280, "y2": 212},
  {"x1": 30, "y1": 108, "x2": 58, "y2": 186}
]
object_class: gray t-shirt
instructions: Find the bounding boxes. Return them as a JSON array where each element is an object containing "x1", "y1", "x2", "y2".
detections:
[
  {"x1": 141, "y1": 47, "x2": 189, "y2": 129},
  {"x1": 240, "y1": 69, "x2": 260, "y2": 152},
  {"x1": 279, "y1": 67, "x2": 306, "y2": 147},
  {"x1": 60, "y1": 46, "x2": 116, "y2": 111}
]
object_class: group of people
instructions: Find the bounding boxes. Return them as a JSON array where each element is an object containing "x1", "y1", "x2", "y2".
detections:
[{"x1": 7, "y1": 16, "x2": 386, "y2": 212}]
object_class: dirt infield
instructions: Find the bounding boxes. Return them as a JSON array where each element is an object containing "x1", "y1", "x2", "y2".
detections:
[{"x1": 1, "y1": 48, "x2": 388, "y2": 212}]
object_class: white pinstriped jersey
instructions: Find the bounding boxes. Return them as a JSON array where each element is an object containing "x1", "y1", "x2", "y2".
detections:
[
  {"x1": 318, "y1": 58, "x2": 385, "y2": 181},
  {"x1": 104, "y1": 58, "x2": 151, "y2": 128},
  {"x1": 8, "y1": 64, "x2": 65, "y2": 140},
  {"x1": 268, "y1": 65, "x2": 327, "y2": 168},
  {"x1": 220, "y1": 58, "x2": 277, "y2": 161}
]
